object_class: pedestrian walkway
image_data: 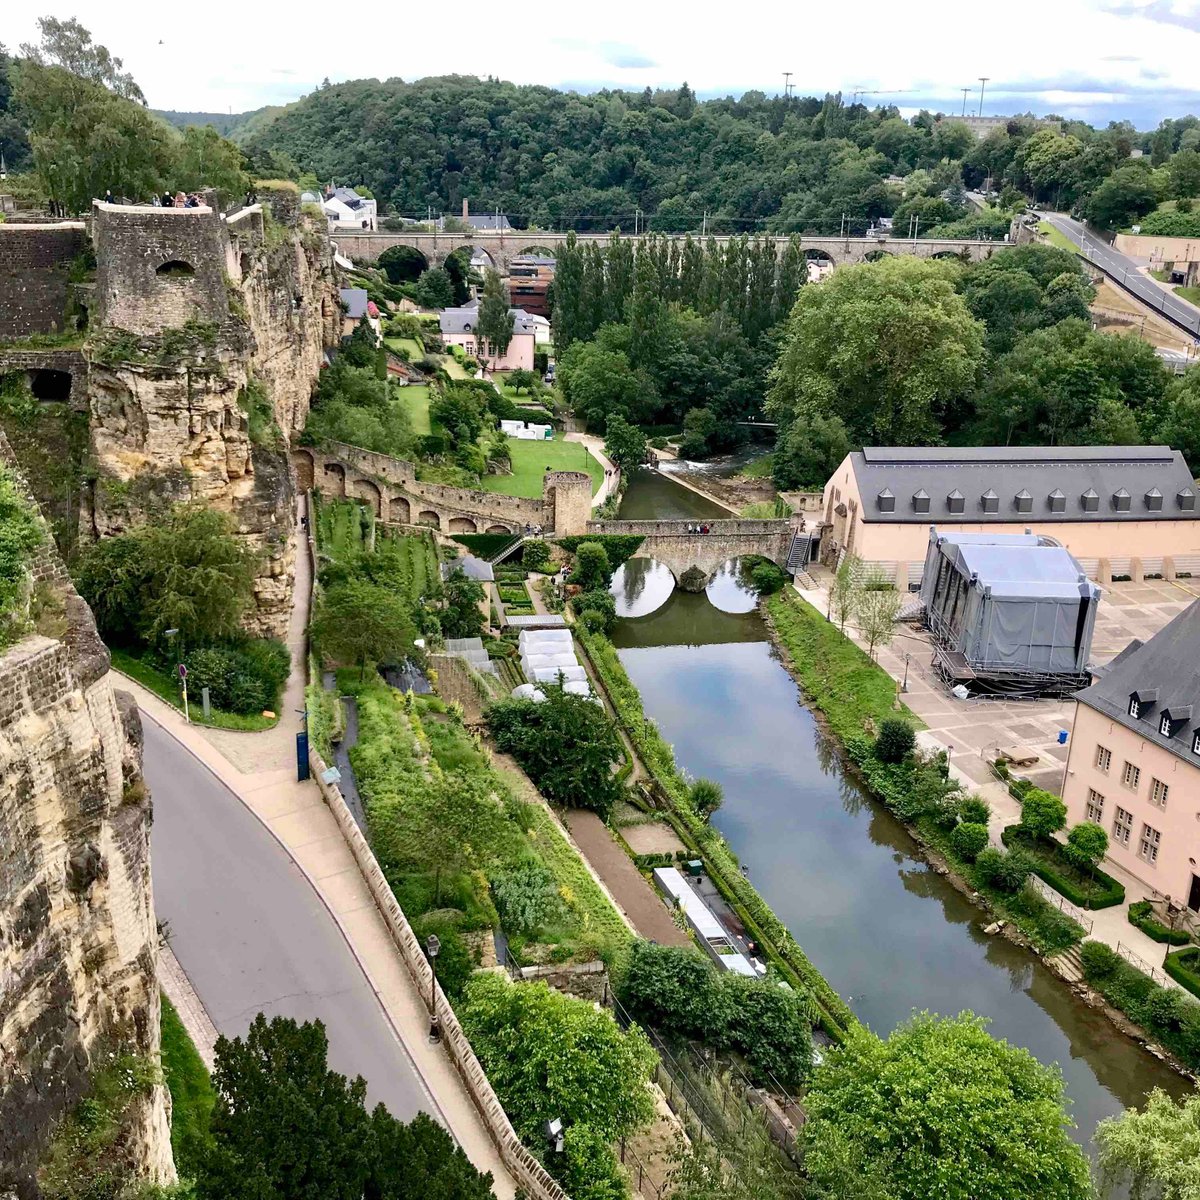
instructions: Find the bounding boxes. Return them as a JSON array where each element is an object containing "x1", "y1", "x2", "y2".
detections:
[
  {"x1": 115, "y1": 494, "x2": 517, "y2": 1196},
  {"x1": 564, "y1": 431, "x2": 619, "y2": 508}
]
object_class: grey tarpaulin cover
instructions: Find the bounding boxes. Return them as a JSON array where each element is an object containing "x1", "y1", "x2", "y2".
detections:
[{"x1": 920, "y1": 529, "x2": 1100, "y2": 675}]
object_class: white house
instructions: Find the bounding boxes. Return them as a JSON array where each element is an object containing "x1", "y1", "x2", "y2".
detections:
[{"x1": 319, "y1": 186, "x2": 377, "y2": 231}]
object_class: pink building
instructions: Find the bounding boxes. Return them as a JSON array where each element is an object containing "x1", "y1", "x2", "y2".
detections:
[
  {"x1": 438, "y1": 302, "x2": 536, "y2": 372},
  {"x1": 1063, "y1": 600, "x2": 1200, "y2": 912}
]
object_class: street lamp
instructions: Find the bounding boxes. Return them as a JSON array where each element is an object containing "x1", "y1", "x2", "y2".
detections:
[
  {"x1": 545, "y1": 1117, "x2": 565, "y2": 1154},
  {"x1": 901, "y1": 653, "x2": 910, "y2": 693},
  {"x1": 426, "y1": 933, "x2": 441, "y2": 1043}
]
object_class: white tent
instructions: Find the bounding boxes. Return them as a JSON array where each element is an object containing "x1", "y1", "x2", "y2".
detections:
[
  {"x1": 531, "y1": 665, "x2": 588, "y2": 684},
  {"x1": 519, "y1": 629, "x2": 572, "y2": 650},
  {"x1": 521, "y1": 652, "x2": 577, "y2": 675},
  {"x1": 510, "y1": 683, "x2": 548, "y2": 703}
]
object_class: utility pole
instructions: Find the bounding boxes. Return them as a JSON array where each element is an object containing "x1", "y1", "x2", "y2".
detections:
[
  {"x1": 783, "y1": 71, "x2": 793, "y2": 99},
  {"x1": 961, "y1": 88, "x2": 970, "y2": 117},
  {"x1": 977, "y1": 77, "x2": 990, "y2": 117}
]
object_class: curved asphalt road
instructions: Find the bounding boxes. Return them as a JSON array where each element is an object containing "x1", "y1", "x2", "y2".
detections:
[
  {"x1": 145, "y1": 717, "x2": 436, "y2": 1121},
  {"x1": 1042, "y1": 210, "x2": 1200, "y2": 339}
]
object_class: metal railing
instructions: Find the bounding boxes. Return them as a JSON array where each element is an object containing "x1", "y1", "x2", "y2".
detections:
[
  {"x1": 1116, "y1": 941, "x2": 1173, "y2": 988},
  {"x1": 1027, "y1": 874, "x2": 1094, "y2": 934}
]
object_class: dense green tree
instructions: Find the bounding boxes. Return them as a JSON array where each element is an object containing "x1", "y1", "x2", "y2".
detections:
[
  {"x1": 1020, "y1": 788, "x2": 1068, "y2": 840},
  {"x1": 1063, "y1": 821, "x2": 1109, "y2": 876},
  {"x1": 20, "y1": 16, "x2": 144, "y2": 101},
  {"x1": 312, "y1": 578, "x2": 416, "y2": 678},
  {"x1": 439, "y1": 566, "x2": 486, "y2": 639},
  {"x1": 1096, "y1": 1088, "x2": 1200, "y2": 1199},
  {"x1": 487, "y1": 683, "x2": 624, "y2": 818},
  {"x1": 1086, "y1": 163, "x2": 1161, "y2": 230},
  {"x1": 571, "y1": 541, "x2": 611, "y2": 590},
  {"x1": 772, "y1": 411, "x2": 851, "y2": 490},
  {"x1": 201, "y1": 1015, "x2": 493, "y2": 1200},
  {"x1": 461, "y1": 973, "x2": 655, "y2": 1196},
  {"x1": 602, "y1": 413, "x2": 646, "y2": 473},
  {"x1": 476, "y1": 269, "x2": 514, "y2": 357},
  {"x1": 414, "y1": 266, "x2": 454, "y2": 308},
  {"x1": 1171, "y1": 149, "x2": 1200, "y2": 199},
  {"x1": 767, "y1": 257, "x2": 984, "y2": 446},
  {"x1": 803, "y1": 1012, "x2": 1091, "y2": 1200},
  {"x1": 1157, "y1": 368, "x2": 1200, "y2": 467},
  {"x1": 174, "y1": 124, "x2": 249, "y2": 199}
]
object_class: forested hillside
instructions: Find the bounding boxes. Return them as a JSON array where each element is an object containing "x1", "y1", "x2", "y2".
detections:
[{"x1": 242, "y1": 76, "x2": 1200, "y2": 235}]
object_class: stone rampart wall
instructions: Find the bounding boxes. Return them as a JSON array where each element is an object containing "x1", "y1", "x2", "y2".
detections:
[{"x1": 0, "y1": 224, "x2": 87, "y2": 339}]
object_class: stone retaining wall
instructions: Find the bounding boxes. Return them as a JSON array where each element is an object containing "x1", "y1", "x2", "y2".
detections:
[{"x1": 0, "y1": 223, "x2": 87, "y2": 339}]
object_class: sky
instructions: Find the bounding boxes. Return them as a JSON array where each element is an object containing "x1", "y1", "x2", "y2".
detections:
[{"x1": 5, "y1": 0, "x2": 1200, "y2": 127}]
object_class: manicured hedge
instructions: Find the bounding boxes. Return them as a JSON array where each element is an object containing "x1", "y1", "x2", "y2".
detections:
[
  {"x1": 451, "y1": 532, "x2": 521, "y2": 558},
  {"x1": 1165, "y1": 948, "x2": 1200, "y2": 1000},
  {"x1": 1128, "y1": 900, "x2": 1192, "y2": 946},
  {"x1": 1001, "y1": 827, "x2": 1125, "y2": 909}
]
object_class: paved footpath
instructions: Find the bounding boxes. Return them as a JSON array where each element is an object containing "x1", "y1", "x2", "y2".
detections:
[
  {"x1": 122, "y1": 494, "x2": 516, "y2": 1195},
  {"x1": 563, "y1": 811, "x2": 692, "y2": 948}
]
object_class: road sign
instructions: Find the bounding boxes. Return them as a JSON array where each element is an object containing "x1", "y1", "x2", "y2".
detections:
[{"x1": 178, "y1": 663, "x2": 188, "y2": 679}]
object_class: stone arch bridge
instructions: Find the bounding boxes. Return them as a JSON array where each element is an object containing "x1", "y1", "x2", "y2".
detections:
[
  {"x1": 587, "y1": 518, "x2": 801, "y2": 582},
  {"x1": 294, "y1": 442, "x2": 592, "y2": 535},
  {"x1": 333, "y1": 230, "x2": 1002, "y2": 272}
]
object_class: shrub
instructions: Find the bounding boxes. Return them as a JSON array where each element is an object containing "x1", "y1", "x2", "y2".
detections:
[
  {"x1": 575, "y1": 589, "x2": 616, "y2": 633},
  {"x1": 1080, "y1": 939, "x2": 1122, "y2": 979},
  {"x1": 579, "y1": 608, "x2": 608, "y2": 635},
  {"x1": 1165, "y1": 949, "x2": 1200, "y2": 1001},
  {"x1": 412, "y1": 917, "x2": 475, "y2": 1000},
  {"x1": 491, "y1": 859, "x2": 562, "y2": 935},
  {"x1": 875, "y1": 718, "x2": 916, "y2": 764},
  {"x1": 1001, "y1": 826, "x2": 1125, "y2": 910},
  {"x1": 958, "y1": 796, "x2": 991, "y2": 826},
  {"x1": 748, "y1": 560, "x2": 788, "y2": 595},
  {"x1": 1019, "y1": 788, "x2": 1067, "y2": 840},
  {"x1": 976, "y1": 846, "x2": 1033, "y2": 894},
  {"x1": 181, "y1": 638, "x2": 290, "y2": 714},
  {"x1": 690, "y1": 778, "x2": 724, "y2": 819},
  {"x1": 1127, "y1": 900, "x2": 1192, "y2": 945},
  {"x1": 570, "y1": 541, "x2": 611, "y2": 589},
  {"x1": 974, "y1": 847, "x2": 1006, "y2": 886},
  {"x1": 950, "y1": 822, "x2": 989, "y2": 862},
  {"x1": 522, "y1": 539, "x2": 553, "y2": 573}
]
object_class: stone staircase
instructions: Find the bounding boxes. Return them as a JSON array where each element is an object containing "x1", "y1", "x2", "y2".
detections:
[
  {"x1": 1053, "y1": 946, "x2": 1086, "y2": 984},
  {"x1": 785, "y1": 532, "x2": 809, "y2": 573}
]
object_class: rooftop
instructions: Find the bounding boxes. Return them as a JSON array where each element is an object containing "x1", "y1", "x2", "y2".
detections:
[
  {"x1": 1076, "y1": 599, "x2": 1200, "y2": 766},
  {"x1": 850, "y1": 446, "x2": 1199, "y2": 524}
]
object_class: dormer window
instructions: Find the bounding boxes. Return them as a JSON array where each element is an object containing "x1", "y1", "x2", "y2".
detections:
[
  {"x1": 1193, "y1": 730, "x2": 1200, "y2": 755},
  {"x1": 912, "y1": 489, "x2": 930, "y2": 514},
  {"x1": 1014, "y1": 488, "x2": 1033, "y2": 514},
  {"x1": 1179, "y1": 487, "x2": 1196, "y2": 511},
  {"x1": 981, "y1": 489, "x2": 999, "y2": 514},
  {"x1": 1113, "y1": 487, "x2": 1132, "y2": 512},
  {"x1": 1048, "y1": 488, "x2": 1066, "y2": 513},
  {"x1": 1130, "y1": 697, "x2": 1141, "y2": 718},
  {"x1": 1081, "y1": 488, "x2": 1099, "y2": 512},
  {"x1": 947, "y1": 488, "x2": 965, "y2": 514},
  {"x1": 877, "y1": 488, "x2": 895, "y2": 513},
  {"x1": 1161, "y1": 714, "x2": 1172, "y2": 736},
  {"x1": 1145, "y1": 487, "x2": 1163, "y2": 512}
]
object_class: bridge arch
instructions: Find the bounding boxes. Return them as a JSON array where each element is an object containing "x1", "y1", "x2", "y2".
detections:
[{"x1": 864, "y1": 249, "x2": 893, "y2": 262}]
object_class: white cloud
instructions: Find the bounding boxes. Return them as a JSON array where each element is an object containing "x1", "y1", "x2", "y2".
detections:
[{"x1": 4, "y1": 0, "x2": 1200, "y2": 119}]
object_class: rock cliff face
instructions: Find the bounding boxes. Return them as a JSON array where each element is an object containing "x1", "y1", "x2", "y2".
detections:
[
  {"x1": 82, "y1": 203, "x2": 339, "y2": 638},
  {"x1": 0, "y1": 433, "x2": 173, "y2": 1197}
]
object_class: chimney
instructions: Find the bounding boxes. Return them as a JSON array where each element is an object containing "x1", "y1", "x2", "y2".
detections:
[{"x1": 462, "y1": 198, "x2": 469, "y2": 220}]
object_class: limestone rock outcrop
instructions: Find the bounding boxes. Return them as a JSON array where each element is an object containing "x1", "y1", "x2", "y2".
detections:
[{"x1": 0, "y1": 433, "x2": 173, "y2": 1197}]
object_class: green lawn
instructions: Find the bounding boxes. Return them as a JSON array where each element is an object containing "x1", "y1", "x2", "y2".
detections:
[
  {"x1": 1177, "y1": 286, "x2": 1200, "y2": 306},
  {"x1": 481, "y1": 433, "x2": 603, "y2": 498},
  {"x1": 314, "y1": 494, "x2": 373, "y2": 560},
  {"x1": 160, "y1": 996, "x2": 215, "y2": 1178},
  {"x1": 384, "y1": 336, "x2": 424, "y2": 360},
  {"x1": 738, "y1": 453, "x2": 775, "y2": 479},
  {"x1": 398, "y1": 383, "x2": 432, "y2": 435},
  {"x1": 1038, "y1": 221, "x2": 1080, "y2": 255},
  {"x1": 439, "y1": 354, "x2": 472, "y2": 380}
]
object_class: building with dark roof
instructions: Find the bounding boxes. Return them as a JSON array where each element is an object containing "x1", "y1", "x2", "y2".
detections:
[
  {"x1": 1063, "y1": 599, "x2": 1200, "y2": 909},
  {"x1": 821, "y1": 446, "x2": 1200, "y2": 588}
]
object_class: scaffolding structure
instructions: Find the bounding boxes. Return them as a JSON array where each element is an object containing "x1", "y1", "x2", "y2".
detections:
[{"x1": 920, "y1": 529, "x2": 1100, "y2": 698}]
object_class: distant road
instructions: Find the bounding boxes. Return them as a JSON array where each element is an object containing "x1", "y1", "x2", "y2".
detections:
[
  {"x1": 146, "y1": 719, "x2": 435, "y2": 1121},
  {"x1": 1042, "y1": 211, "x2": 1200, "y2": 340}
]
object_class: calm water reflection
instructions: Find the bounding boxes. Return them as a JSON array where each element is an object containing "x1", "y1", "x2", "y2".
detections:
[{"x1": 612, "y1": 470, "x2": 1189, "y2": 1157}]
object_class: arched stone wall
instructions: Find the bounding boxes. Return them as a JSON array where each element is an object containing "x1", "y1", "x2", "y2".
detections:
[
  {"x1": 449, "y1": 516, "x2": 477, "y2": 533},
  {"x1": 390, "y1": 495, "x2": 411, "y2": 524},
  {"x1": 417, "y1": 509, "x2": 440, "y2": 528},
  {"x1": 352, "y1": 478, "x2": 382, "y2": 516},
  {"x1": 485, "y1": 523, "x2": 512, "y2": 534},
  {"x1": 322, "y1": 462, "x2": 347, "y2": 497}
]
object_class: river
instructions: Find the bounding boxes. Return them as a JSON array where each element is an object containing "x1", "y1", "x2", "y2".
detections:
[{"x1": 609, "y1": 467, "x2": 1188, "y2": 1155}]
